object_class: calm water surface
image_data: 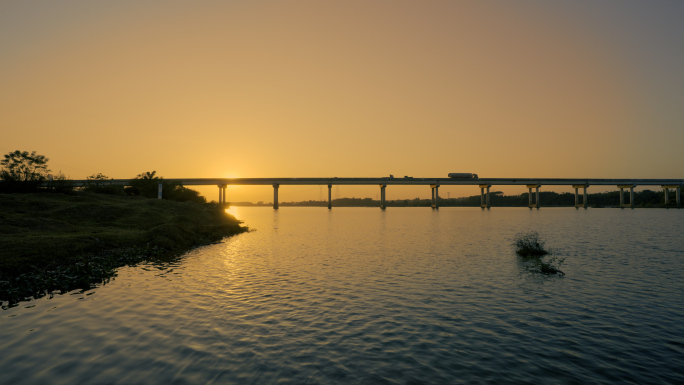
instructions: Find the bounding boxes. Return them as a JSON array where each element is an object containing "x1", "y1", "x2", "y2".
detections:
[{"x1": 1, "y1": 207, "x2": 683, "y2": 384}]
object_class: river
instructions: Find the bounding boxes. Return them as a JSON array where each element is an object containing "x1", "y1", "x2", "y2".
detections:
[{"x1": 1, "y1": 207, "x2": 683, "y2": 384}]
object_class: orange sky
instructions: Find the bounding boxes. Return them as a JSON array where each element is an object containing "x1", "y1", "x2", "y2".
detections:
[{"x1": 2, "y1": 1, "x2": 683, "y2": 202}]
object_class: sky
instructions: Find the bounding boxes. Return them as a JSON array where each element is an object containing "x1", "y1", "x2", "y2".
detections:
[{"x1": 2, "y1": 1, "x2": 683, "y2": 202}]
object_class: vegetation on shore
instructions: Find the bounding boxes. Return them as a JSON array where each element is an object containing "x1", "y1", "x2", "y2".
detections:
[
  {"x1": 0, "y1": 149, "x2": 247, "y2": 306},
  {"x1": 512, "y1": 232, "x2": 565, "y2": 275},
  {"x1": 0, "y1": 192, "x2": 247, "y2": 303},
  {"x1": 0, "y1": 192, "x2": 247, "y2": 306}
]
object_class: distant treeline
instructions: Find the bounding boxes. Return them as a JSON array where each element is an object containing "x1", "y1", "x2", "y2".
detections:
[{"x1": 233, "y1": 189, "x2": 680, "y2": 208}]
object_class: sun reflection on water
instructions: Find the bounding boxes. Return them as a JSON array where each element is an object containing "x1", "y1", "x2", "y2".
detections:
[{"x1": 224, "y1": 206, "x2": 242, "y2": 220}]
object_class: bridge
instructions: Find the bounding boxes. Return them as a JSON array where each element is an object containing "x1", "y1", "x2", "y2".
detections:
[{"x1": 61, "y1": 177, "x2": 683, "y2": 209}]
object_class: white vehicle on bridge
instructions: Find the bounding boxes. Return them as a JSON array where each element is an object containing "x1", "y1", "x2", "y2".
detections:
[{"x1": 448, "y1": 173, "x2": 479, "y2": 179}]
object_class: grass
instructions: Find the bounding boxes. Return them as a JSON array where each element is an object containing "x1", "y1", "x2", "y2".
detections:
[
  {"x1": 0, "y1": 192, "x2": 248, "y2": 306},
  {"x1": 512, "y1": 231, "x2": 565, "y2": 276}
]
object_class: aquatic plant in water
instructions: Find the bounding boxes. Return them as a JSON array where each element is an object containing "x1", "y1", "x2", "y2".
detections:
[
  {"x1": 530, "y1": 255, "x2": 565, "y2": 276},
  {"x1": 513, "y1": 231, "x2": 549, "y2": 257},
  {"x1": 513, "y1": 232, "x2": 564, "y2": 275}
]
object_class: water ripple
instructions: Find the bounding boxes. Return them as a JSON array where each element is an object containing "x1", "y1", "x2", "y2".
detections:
[{"x1": 1, "y1": 208, "x2": 683, "y2": 384}]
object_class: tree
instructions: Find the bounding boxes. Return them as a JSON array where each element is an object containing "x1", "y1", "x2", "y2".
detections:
[
  {"x1": 84, "y1": 173, "x2": 123, "y2": 195},
  {"x1": 0, "y1": 150, "x2": 51, "y2": 192},
  {"x1": 126, "y1": 171, "x2": 205, "y2": 203},
  {"x1": 126, "y1": 171, "x2": 162, "y2": 197},
  {"x1": 166, "y1": 185, "x2": 207, "y2": 203},
  {"x1": 85, "y1": 173, "x2": 111, "y2": 187},
  {"x1": 0, "y1": 150, "x2": 50, "y2": 182},
  {"x1": 136, "y1": 171, "x2": 158, "y2": 180}
]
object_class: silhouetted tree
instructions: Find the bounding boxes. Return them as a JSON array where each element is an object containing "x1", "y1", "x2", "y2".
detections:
[
  {"x1": 126, "y1": 171, "x2": 162, "y2": 197},
  {"x1": 0, "y1": 150, "x2": 50, "y2": 192},
  {"x1": 46, "y1": 171, "x2": 74, "y2": 193},
  {"x1": 166, "y1": 185, "x2": 206, "y2": 203},
  {"x1": 126, "y1": 171, "x2": 205, "y2": 203},
  {"x1": 0, "y1": 150, "x2": 50, "y2": 182},
  {"x1": 84, "y1": 173, "x2": 123, "y2": 195}
]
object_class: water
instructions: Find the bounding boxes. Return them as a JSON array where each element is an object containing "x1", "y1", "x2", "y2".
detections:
[{"x1": 1, "y1": 207, "x2": 683, "y2": 384}]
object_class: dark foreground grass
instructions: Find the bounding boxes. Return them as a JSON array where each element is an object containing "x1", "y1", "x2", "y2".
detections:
[{"x1": 0, "y1": 192, "x2": 247, "y2": 306}]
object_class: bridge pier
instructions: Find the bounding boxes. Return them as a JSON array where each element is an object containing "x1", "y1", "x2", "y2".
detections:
[
  {"x1": 379, "y1": 184, "x2": 386, "y2": 210},
  {"x1": 431, "y1": 184, "x2": 440, "y2": 209},
  {"x1": 526, "y1": 184, "x2": 540, "y2": 209},
  {"x1": 217, "y1": 184, "x2": 227, "y2": 205},
  {"x1": 328, "y1": 184, "x2": 332, "y2": 209},
  {"x1": 479, "y1": 184, "x2": 491, "y2": 209},
  {"x1": 662, "y1": 185, "x2": 680, "y2": 207},
  {"x1": 618, "y1": 185, "x2": 635, "y2": 209},
  {"x1": 573, "y1": 184, "x2": 588, "y2": 209},
  {"x1": 273, "y1": 184, "x2": 279, "y2": 209}
]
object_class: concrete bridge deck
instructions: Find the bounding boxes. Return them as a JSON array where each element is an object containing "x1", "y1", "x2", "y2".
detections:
[
  {"x1": 60, "y1": 177, "x2": 683, "y2": 209},
  {"x1": 76, "y1": 177, "x2": 683, "y2": 186}
]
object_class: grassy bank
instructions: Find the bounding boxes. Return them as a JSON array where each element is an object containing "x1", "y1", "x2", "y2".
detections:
[{"x1": 0, "y1": 192, "x2": 247, "y2": 305}]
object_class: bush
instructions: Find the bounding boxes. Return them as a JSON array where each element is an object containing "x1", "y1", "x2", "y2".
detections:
[
  {"x1": 127, "y1": 171, "x2": 205, "y2": 203},
  {"x1": 83, "y1": 173, "x2": 124, "y2": 195},
  {"x1": 165, "y1": 185, "x2": 206, "y2": 203},
  {"x1": 512, "y1": 231, "x2": 549, "y2": 257},
  {"x1": 46, "y1": 171, "x2": 75, "y2": 193},
  {"x1": 127, "y1": 171, "x2": 161, "y2": 198}
]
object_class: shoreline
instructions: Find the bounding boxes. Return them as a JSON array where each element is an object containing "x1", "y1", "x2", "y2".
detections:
[{"x1": 0, "y1": 192, "x2": 248, "y2": 306}]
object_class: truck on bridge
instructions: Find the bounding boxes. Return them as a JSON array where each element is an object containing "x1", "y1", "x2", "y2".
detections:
[{"x1": 448, "y1": 173, "x2": 478, "y2": 179}]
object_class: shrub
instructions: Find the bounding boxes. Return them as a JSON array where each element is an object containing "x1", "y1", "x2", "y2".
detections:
[
  {"x1": 166, "y1": 185, "x2": 206, "y2": 203},
  {"x1": 128, "y1": 171, "x2": 161, "y2": 198},
  {"x1": 46, "y1": 171, "x2": 75, "y2": 193},
  {"x1": 83, "y1": 173, "x2": 124, "y2": 195},
  {"x1": 127, "y1": 171, "x2": 205, "y2": 203}
]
